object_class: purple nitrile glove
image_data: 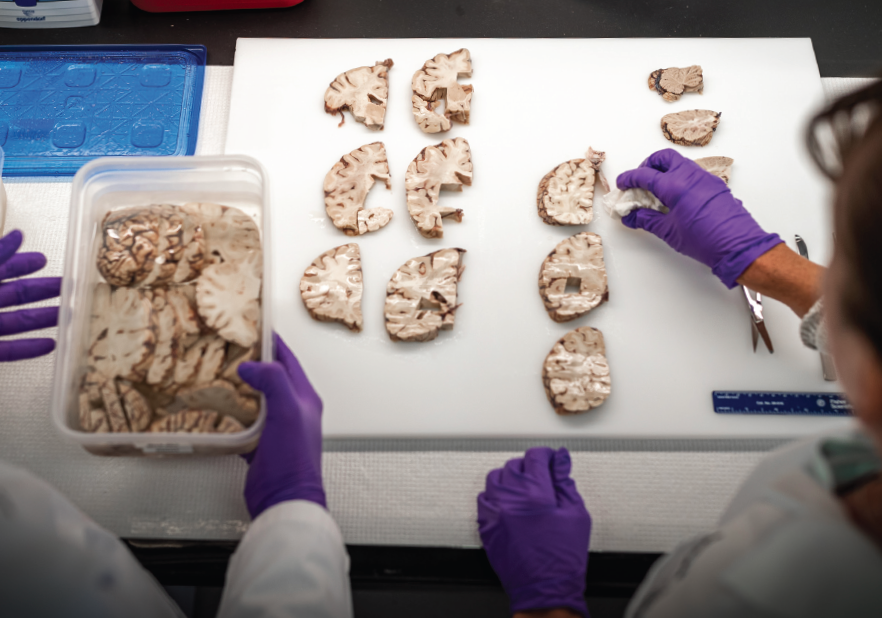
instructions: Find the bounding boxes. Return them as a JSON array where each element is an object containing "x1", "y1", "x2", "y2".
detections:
[
  {"x1": 0, "y1": 230, "x2": 62, "y2": 362},
  {"x1": 238, "y1": 333, "x2": 326, "y2": 518},
  {"x1": 617, "y1": 149, "x2": 783, "y2": 288},
  {"x1": 478, "y1": 447, "x2": 591, "y2": 617}
]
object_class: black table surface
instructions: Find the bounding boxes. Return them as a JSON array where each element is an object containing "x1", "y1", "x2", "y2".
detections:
[{"x1": 2, "y1": 0, "x2": 882, "y2": 77}]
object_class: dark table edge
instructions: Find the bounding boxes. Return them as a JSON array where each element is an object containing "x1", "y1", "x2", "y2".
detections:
[{"x1": 126, "y1": 539, "x2": 661, "y2": 597}]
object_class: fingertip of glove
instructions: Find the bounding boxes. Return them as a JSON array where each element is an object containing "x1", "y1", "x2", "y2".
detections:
[
  {"x1": 16, "y1": 252, "x2": 47, "y2": 273},
  {"x1": 238, "y1": 361, "x2": 282, "y2": 389},
  {"x1": 522, "y1": 447, "x2": 556, "y2": 477},
  {"x1": 623, "y1": 207, "x2": 665, "y2": 232},
  {"x1": 615, "y1": 170, "x2": 634, "y2": 191},
  {"x1": 32, "y1": 338, "x2": 56, "y2": 356},
  {"x1": 2, "y1": 229, "x2": 23, "y2": 247},
  {"x1": 524, "y1": 446, "x2": 555, "y2": 460},
  {"x1": 237, "y1": 361, "x2": 258, "y2": 381},
  {"x1": 552, "y1": 447, "x2": 572, "y2": 479},
  {"x1": 616, "y1": 167, "x2": 659, "y2": 192},
  {"x1": 37, "y1": 276, "x2": 62, "y2": 297},
  {"x1": 621, "y1": 211, "x2": 639, "y2": 229},
  {"x1": 0, "y1": 230, "x2": 23, "y2": 262},
  {"x1": 645, "y1": 148, "x2": 684, "y2": 172},
  {"x1": 484, "y1": 467, "x2": 503, "y2": 491}
]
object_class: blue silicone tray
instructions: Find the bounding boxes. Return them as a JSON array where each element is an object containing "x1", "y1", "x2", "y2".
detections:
[{"x1": 0, "y1": 44, "x2": 205, "y2": 176}]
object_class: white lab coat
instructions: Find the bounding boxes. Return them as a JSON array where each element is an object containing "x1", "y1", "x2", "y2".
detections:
[
  {"x1": 625, "y1": 430, "x2": 882, "y2": 618},
  {"x1": 0, "y1": 460, "x2": 352, "y2": 618}
]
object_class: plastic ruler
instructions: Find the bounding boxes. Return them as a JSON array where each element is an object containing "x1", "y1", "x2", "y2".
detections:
[{"x1": 713, "y1": 391, "x2": 853, "y2": 416}]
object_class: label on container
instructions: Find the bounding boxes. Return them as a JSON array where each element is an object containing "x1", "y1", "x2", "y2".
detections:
[{"x1": 139, "y1": 443, "x2": 194, "y2": 455}]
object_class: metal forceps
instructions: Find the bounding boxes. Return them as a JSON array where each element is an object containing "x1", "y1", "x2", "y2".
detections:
[{"x1": 743, "y1": 286, "x2": 774, "y2": 353}]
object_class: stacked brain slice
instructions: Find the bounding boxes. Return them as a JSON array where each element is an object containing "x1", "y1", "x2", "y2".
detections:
[
  {"x1": 96, "y1": 204, "x2": 205, "y2": 288},
  {"x1": 81, "y1": 202, "x2": 264, "y2": 436},
  {"x1": 182, "y1": 202, "x2": 262, "y2": 349}
]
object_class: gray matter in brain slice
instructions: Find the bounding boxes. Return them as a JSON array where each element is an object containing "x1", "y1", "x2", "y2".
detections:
[
  {"x1": 88, "y1": 284, "x2": 157, "y2": 383},
  {"x1": 649, "y1": 65, "x2": 704, "y2": 102},
  {"x1": 411, "y1": 49, "x2": 473, "y2": 134},
  {"x1": 405, "y1": 138, "x2": 473, "y2": 239},
  {"x1": 693, "y1": 156, "x2": 734, "y2": 184},
  {"x1": 81, "y1": 202, "x2": 263, "y2": 436},
  {"x1": 324, "y1": 59, "x2": 394, "y2": 130},
  {"x1": 543, "y1": 326, "x2": 611, "y2": 415},
  {"x1": 385, "y1": 248, "x2": 466, "y2": 342},
  {"x1": 117, "y1": 381, "x2": 153, "y2": 432},
  {"x1": 194, "y1": 250, "x2": 262, "y2": 349},
  {"x1": 300, "y1": 243, "x2": 364, "y2": 333},
  {"x1": 660, "y1": 109, "x2": 721, "y2": 147},
  {"x1": 539, "y1": 233, "x2": 609, "y2": 323},
  {"x1": 323, "y1": 142, "x2": 393, "y2": 236},
  {"x1": 100, "y1": 379, "x2": 130, "y2": 432},
  {"x1": 537, "y1": 147, "x2": 609, "y2": 226},
  {"x1": 150, "y1": 409, "x2": 219, "y2": 433},
  {"x1": 96, "y1": 204, "x2": 205, "y2": 288},
  {"x1": 146, "y1": 409, "x2": 246, "y2": 434},
  {"x1": 175, "y1": 379, "x2": 259, "y2": 426}
]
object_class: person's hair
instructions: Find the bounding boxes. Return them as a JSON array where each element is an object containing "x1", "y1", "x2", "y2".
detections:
[{"x1": 808, "y1": 80, "x2": 882, "y2": 358}]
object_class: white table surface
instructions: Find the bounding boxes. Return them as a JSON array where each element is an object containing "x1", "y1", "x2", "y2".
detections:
[
  {"x1": 227, "y1": 38, "x2": 847, "y2": 441},
  {"x1": 0, "y1": 70, "x2": 869, "y2": 553}
]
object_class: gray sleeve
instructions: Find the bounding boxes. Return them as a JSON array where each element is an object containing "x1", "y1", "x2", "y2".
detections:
[
  {"x1": 624, "y1": 435, "x2": 836, "y2": 618},
  {"x1": 0, "y1": 460, "x2": 185, "y2": 618},
  {"x1": 624, "y1": 532, "x2": 724, "y2": 618},
  {"x1": 624, "y1": 513, "x2": 783, "y2": 618}
]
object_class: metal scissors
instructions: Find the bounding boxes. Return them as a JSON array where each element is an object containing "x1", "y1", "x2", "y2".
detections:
[{"x1": 742, "y1": 286, "x2": 774, "y2": 353}]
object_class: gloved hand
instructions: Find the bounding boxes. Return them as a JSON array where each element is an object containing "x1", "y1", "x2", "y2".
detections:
[
  {"x1": 617, "y1": 149, "x2": 783, "y2": 288},
  {"x1": 0, "y1": 230, "x2": 62, "y2": 362},
  {"x1": 478, "y1": 447, "x2": 591, "y2": 617},
  {"x1": 238, "y1": 333, "x2": 326, "y2": 518}
]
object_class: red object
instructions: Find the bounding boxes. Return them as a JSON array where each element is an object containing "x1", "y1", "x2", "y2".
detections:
[{"x1": 131, "y1": 0, "x2": 305, "y2": 11}]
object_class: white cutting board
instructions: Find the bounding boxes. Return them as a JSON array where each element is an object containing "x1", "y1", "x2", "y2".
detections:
[{"x1": 226, "y1": 38, "x2": 852, "y2": 439}]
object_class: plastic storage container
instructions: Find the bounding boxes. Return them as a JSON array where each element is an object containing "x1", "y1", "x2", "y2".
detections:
[
  {"x1": 52, "y1": 155, "x2": 272, "y2": 456},
  {"x1": 0, "y1": 0, "x2": 102, "y2": 29},
  {"x1": 0, "y1": 44, "x2": 206, "y2": 176}
]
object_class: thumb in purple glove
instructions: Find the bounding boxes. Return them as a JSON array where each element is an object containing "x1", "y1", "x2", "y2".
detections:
[
  {"x1": 617, "y1": 149, "x2": 782, "y2": 288},
  {"x1": 0, "y1": 230, "x2": 62, "y2": 362},
  {"x1": 238, "y1": 333, "x2": 325, "y2": 518},
  {"x1": 478, "y1": 447, "x2": 591, "y2": 617}
]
